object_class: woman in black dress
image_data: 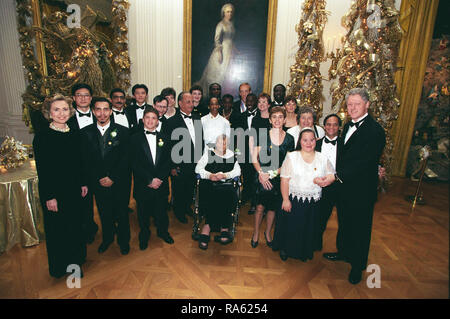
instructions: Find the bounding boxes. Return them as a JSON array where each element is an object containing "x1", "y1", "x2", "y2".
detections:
[
  {"x1": 33, "y1": 94, "x2": 88, "y2": 278},
  {"x1": 252, "y1": 93, "x2": 272, "y2": 134},
  {"x1": 272, "y1": 128, "x2": 335, "y2": 261},
  {"x1": 250, "y1": 107, "x2": 295, "y2": 248},
  {"x1": 195, "y1": 134, "x2": 241, "y2": 250}
]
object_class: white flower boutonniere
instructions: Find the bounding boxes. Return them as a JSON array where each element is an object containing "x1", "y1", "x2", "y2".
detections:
[
  {"x1": 234, "y1": 148, "x2": 241, "y2": 155},
  {"x1": 110, "y1": 130, "x2": 117, "y2": 138},
  {"x1": 158, "y1": 139, "x2": 164, "y2": 147}
]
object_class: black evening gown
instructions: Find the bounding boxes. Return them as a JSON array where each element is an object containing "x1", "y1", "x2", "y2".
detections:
[
  {"x1": 254, "y1": 132, "x2": 294, "y2": 211},
  {"x1": 33, "y1": 126, "x2": 87, "y2": 278},
  {"x1": 199, "y1": 150, "x2": 238, "y2": 232}
]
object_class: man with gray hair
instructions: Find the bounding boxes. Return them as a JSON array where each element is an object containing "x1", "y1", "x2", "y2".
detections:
[{"x1": 323, "y1": 87, "x2": 385, "y2": 285}]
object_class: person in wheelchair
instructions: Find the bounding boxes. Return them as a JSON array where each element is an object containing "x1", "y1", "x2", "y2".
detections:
[{"x1": 194, "y1": 134, "x2": 241, "y2": 250}]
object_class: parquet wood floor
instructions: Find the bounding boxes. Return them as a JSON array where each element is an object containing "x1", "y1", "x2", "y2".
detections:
[{"x1": 0, "y1": 177, "x2": 448, "y2": 299}]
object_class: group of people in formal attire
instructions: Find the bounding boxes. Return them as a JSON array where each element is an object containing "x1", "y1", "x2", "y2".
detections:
[{"x1": 33, "y1": 80, "x2": 385, "y2": 285}]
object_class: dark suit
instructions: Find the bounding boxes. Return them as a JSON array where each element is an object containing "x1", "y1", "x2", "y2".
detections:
[
  {"x1": 233, "y1": 110, "x2": 260, "y2": 205},
  {"x1": 80, "y1": 123, "x2": 131, "y2": 248},
  {"x1": 161, "y1": 112, "x2": 204, "y2": 221},
  {"x1": 233, "y1": 99, "x2": 246, "y2": 114},
  {"x1": 315, "y1": 136, "x2": 343, "y2": 251},
  {"x1": 111, "y1": 108, "x2": 133, "y2": 129},
  {"x1": 336, "y1": 114, "x2": 385, "y2": 271},
  {"x1": 124, "y1": 101, "x2": 151, "y2": 134},
  {"x1": 67, "y1": 110, "x2": 98, "y2": 242},
  {"x1": 130, "y1": 130, "x2": 171, "y2": 242}
]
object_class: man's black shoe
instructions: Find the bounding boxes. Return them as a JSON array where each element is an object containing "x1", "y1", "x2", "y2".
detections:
[
  {"x1": 98, "y1": 242, "x2": 111, "y2": 254},
  {"x1": 120, "y1": 244, "x2": 130, "y2": 255},
  {"x1": 348, "y1": 268, "x2": 362, "y2": 285},
  {"x1": 322, "y1": 252, "x2": 347, "y2": 262},
  {"x1": 139, "y1": 241, "x2": 148, "y2": 251},
  {"x1": 158, "y1": 234, "x2": 174, "y2": 244}
]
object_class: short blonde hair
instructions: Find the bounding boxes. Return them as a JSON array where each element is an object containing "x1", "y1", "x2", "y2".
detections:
[{"x1": 41, "y1": 94, "x2": 75, "y2": 121}]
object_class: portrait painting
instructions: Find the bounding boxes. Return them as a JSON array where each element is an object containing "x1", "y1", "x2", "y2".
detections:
[{"x1": 184, "y1": 0, "x2": 277, "y2": 99}]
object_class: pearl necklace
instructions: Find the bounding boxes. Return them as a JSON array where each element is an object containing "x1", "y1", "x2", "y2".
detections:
[{"x1": 50, "y1": 122, "x2": 70, "y2": 133}]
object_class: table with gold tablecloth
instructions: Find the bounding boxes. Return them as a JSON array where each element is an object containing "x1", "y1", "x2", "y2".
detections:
[{"x1": 0, "y1": 160, "x2": 45, "y2": 254}]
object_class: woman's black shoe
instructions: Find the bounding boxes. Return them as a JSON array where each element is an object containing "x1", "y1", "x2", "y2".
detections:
[
  {"x1": 280, "y1": 251, "x2": 288, "y2": 261},
  {"x1": 198, "y1": 234, "x2": 210, "y2": 250},
  {"x1": 251, "y1": 237, "x2": 258, "y2": 248},
  {"x1": 264, "y1": 231, "x2": 273, "y2": 248}
]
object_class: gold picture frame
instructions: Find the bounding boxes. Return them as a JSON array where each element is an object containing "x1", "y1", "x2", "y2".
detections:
[{"x1": 183, "y1": 0, "x2": 278, "y2": 96}]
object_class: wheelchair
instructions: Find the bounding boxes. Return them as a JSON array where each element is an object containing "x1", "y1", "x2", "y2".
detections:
[{"x1": 191, "y1": 174, "x2": 241, "y2": 243}]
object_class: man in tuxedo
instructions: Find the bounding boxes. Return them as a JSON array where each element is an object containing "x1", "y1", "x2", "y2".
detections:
[
  {"x1": 110, "y1": 88, "x2": 132, "y2": 129},
  {"x1": 323, "y1": 88, "x2": 385, "y2": 285},
  {"x1": 233, "y1": 82, "x2": 251, "y2": 114},
  {"x1": 67, "y1": 83, "x2": 98, "y2": 244},
  {"x1": 315, "y1": 114, "x2": 343, "y2": 252},
  {"x1": 162, "y1": 92, "x2": 204, "y2": 224},
  {"x1": 233, "y1": 93, "x2": 259, "y2": 214},
  {"x1": 80, "y1": 97, "x2": 131, "y2": 255},
  {"x1": 125, "y1": 84, "x2": 151, "y2": 134},
  {"x1": 130, "y1": 108, "x2": 174, "y2": 250},
  {"x1": 271, "y1": 84, "x2": 286, "y2": 107},
  {"x1": 152, "y1": 95, "x2": 168, "y2": 132}
]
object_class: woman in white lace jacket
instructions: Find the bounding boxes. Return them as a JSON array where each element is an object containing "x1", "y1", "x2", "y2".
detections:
[{"x1": 272, "y1": 127, "x2": 335, "y2": 262}]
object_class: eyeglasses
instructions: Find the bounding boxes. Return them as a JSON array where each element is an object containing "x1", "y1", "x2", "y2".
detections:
[
  {"x1": 112, "y1": 96, "x2": 126, "y2": 100},
  {"x1": 75, "y1": 94, "x2": 91, "y2": 98}
]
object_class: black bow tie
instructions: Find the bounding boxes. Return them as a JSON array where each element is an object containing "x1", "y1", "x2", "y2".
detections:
[
  {"x1": 247, "y1": 111, "x2": 257, "y2": 117},
  {"x1": 145, "y1": 130, "x2": 157, "y2": 135},
  {"x1": 78, "y1": 111, "x2": 91, "y2": 117},
  {"x1": 137, "y1": 104, "x2": 146, "y2": 110},
  {"x1": 349, "y1": 119, "x2": 363, "y2": 128},
  {"x1": 113, "y1": 110, "x2": 125, "y2": 115},
  {"x1": 182, "y1": 113, "x2": 192, "y2": 119},
  {"x1": 324, "y1": 138, "x2": 337, "y2": 145}
]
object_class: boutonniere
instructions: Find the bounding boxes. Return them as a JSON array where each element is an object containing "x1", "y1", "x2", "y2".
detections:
[
  {"x1": 234, "y1": 148, "x2": 241, "y2": 155},
  {"x1": 158, "y1": 138, "x2": 164, "y2": 147},
  {"x1": 110, "y1": 129, "x2": 117, "y2": 138}
]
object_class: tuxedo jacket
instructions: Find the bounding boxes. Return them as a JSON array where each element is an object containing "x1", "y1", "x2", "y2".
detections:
[
  {"x1": 111, "y1": 108, "x2": 134, "y2": 129},
  {"x1": 67, "y1": 111, "x2": 97, "y2": 131},
  {"x1": 336, "y1": 115, "x2": 385, "y2": 203},
  {"x1": 161, "y1": 111, "x2": 204, "y2": 173},
  {"x1": 130, "y1": 130, "x2": 171, "y2": 200},
  {"x1": 233, "y1": 110, "x2": 261, "y2": 163},
  {"x1": 316, "y1": 136, "x2": 343, "y2": 197},
  {"x1": 124, "y1": 101, "x2": 151, "y2": 133},
  {"x1": 80, "y1": 123, "x2": 130, "y2": 192}
]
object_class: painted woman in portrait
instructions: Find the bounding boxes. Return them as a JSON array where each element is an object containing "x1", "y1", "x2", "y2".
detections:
[{"x1": 197, "y1": 3, "x2": 235, "y2": 95}]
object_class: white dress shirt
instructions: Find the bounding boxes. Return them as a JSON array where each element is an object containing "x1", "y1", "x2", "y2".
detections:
[
  {"x1": 181, "y1": 111, "x2": 196, "y2": 147},
  {"x1": 201, "y1": 113, "x2": 231, "y2": 145},
  {"x1": 247, "y1": 111, "x2": 257, "y2": 130},
  {"x1": 145, "y1": 129, "x2": 157, "y2": 164},
  {"x1": 321, "y1": 136, "x2": 338, "y2": 169},
  {"x1": 97, "y1": 121, "x2": 111, "y2": 136},
  {"x1": 345, "y1": 113, "x2": 368, "y2": 144},
  {"x1": 136, "y1": 103, "x2": 146, "y2": 123},
  {"x1": 76, "y1": 109, "x2": 94, "y2": 129},
  {"x1": 112, "y1": 108, "x2": 129, "y2": 128}
]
